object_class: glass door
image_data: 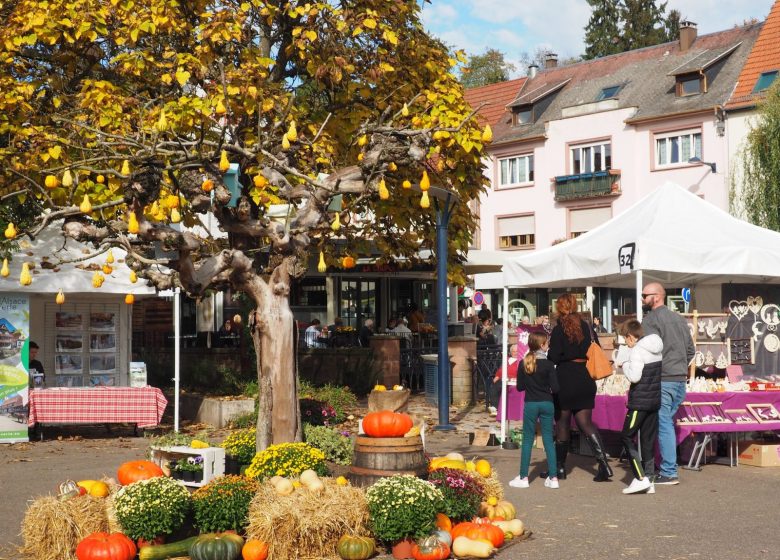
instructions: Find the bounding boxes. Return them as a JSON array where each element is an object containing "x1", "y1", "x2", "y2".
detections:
[{"x1": 339, "y1": 279, "x2": 377, "y2": 329}]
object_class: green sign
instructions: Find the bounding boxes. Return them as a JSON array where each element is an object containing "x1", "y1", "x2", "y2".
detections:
[{"x1": 0, "y1": 294, "x2": 30, "y2": 443}]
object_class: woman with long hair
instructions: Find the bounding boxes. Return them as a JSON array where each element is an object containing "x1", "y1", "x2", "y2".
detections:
[{"x1": 547, "y1": 293, "x2": 613, "y2": 482}]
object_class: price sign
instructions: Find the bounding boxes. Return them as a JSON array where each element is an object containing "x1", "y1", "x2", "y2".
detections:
[{"x1": 618, "y1": 243, "x2": 636, "y2": 274}]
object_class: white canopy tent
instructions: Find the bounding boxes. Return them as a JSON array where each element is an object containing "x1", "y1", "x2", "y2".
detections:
[{"x1": 495, "y1": 182, "x2": 780, "y2": 441}]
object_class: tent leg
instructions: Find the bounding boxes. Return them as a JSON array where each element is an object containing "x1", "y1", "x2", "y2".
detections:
[
  {"x1": 500, "y1": 287, "x2": 509, "y2": 443},
  {"x1": 636, "y1": 270, "x2": 644, "y2": 322}
]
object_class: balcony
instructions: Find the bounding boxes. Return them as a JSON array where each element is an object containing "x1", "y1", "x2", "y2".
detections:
[{"x1": 554, "y1": 169, "x2": 621, "y2": 201}]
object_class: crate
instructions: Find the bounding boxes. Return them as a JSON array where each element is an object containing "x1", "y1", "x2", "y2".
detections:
[{"x1": 150, "y1": 446, "x2": 225, "y2": 488}]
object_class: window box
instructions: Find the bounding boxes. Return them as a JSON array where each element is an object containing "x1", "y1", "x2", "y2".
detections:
[{"x1": 554, "y1": 170, "x2": 621, "y2": 201}]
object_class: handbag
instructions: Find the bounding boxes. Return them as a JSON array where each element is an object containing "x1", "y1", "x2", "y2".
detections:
[{"x1": 586, "y1": 341, "x2": 613, "y2": 380}]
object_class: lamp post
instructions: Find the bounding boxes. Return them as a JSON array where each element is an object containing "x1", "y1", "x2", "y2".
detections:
[{"x1": 687, "y1": 157, "x2": 717, "y2": 173}]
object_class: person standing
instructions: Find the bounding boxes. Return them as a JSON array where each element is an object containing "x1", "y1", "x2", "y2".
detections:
[
  {"x1": 509, "y1": 332, "x2": 560, "y2": 489},
  {"x1": 28, "y1": 341, "x2": 45, "y2": 388},
  {"x1": 615, "y1": 320, "x2": 663, "y2": 495},
  {"x1": 547, "y1": 293, "x2": 613, "y2": 482},
  {"x1": 641, "y1": 282, "x2": 695, "y2": 486},
  {"x1": 488, "y1": 344, "x2": 519, "y2": 415}
]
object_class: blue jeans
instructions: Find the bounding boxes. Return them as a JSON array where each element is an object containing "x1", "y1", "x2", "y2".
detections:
[
  {"x1": 520, "y1": 400, "x2": 556, "y2": 478},
  {"x1": 658, "y1": 381, "x2": 686, "y2": 478}
]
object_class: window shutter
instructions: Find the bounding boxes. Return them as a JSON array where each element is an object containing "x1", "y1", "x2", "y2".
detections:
[
  {"x1": 570, "y1": 207, "x2": 611, "y2": 233},
  {"x1": 497, "y1": 215, "x2": 535, "y2": 236}
]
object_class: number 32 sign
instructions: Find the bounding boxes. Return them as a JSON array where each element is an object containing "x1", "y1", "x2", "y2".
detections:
[{"x1": 618, "y1": 243, "x2": 636, "y2": 274}]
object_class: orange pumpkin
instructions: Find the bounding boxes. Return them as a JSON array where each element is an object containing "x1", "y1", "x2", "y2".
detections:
[
  {"x1": 435, "y1": 512, "x2": 452, "y2": 533},
  {"x1": 342, "y1": 255, "x2": 356, "y2": 269},
  {"x1": 362, "y1": 410, "x2": 414, "y2": 438},
  {"x1": 117, "y1": 460, "x2": 164, "y2": 486},
  {"x1": 242, "y1": 539, "x2": 269, "y2": 560},
  {"x1": 75, "y1": 532, "x2": 136, "y2": 560},
  {"x1": 450, "y1": 521, "x2": 504, "y2": 548}
]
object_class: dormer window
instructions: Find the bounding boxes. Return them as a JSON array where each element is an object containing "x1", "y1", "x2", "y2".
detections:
[
  {"x1": 677, "y1": 73, "x2": 703, "y2": 96},
  {"x1": 514, "y1": 107, "x2": 533, "y2": 125},
  {"x1": 596, "y1": 85, "x2": 621, "y2": 101},
  {"x1": 753, "y1": 70, "x2": 779, "y2": 93}
]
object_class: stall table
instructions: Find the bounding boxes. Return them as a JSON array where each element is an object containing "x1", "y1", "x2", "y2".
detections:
[{"x1": 28, "y1": 387, "x2": 168, "y2": 435}]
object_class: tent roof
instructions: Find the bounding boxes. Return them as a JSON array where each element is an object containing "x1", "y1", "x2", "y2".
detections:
[
  {"x1": 503, "y1": 182, "x2": 780, "y2": 289},
  {"x1": 2, "y1": 225, "x2": 156, "y2": 295}
]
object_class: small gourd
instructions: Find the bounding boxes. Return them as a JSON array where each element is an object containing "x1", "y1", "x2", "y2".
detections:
[
  {"x1": 80, "y1": 195, "x2": 92, "y2": 214},
  {"x1": 127, "y1": 211, "x2": 139, "y2": 234},
  {"x1": 317, "y1": 251, "x2": 327, "y2": 273},
  {"x1": 20, "y1": 262, "x2": 32, "y2": 286},
  {"x1": 105, "y1": 249, "x2": 114, "y2": 264},
  {"x1": 451, "y1": 536, "x2": 495, "y2": 559},
  {"x1": 125, "y1": 294, "x2": 135, "y2": 305},
  {"x1": 121, "y1": 160, "x2": 131, "y2": 175},
  {"x1": 5, "y1": 222, "x2": 17, "y2": 239},
  {"x1": 331, "y1": 212, "x2": 341, "y2": 231},
  {"x1": 336, "y1": 535, "x2": 375, "y2": 560},
  {"x1": 219, "y1": 150, "x2": 230, "y2": 173},
  {"x1": 281, "y1": 133, "x2": 291, "y2": 150},
  {"x1": 402, "y1": 179, "x2": 411, "y2": 189},
  {"x1": 420, "y1": 169, "x2": 430, "y2": 191},
  {"x1": 56, "y1": 289, "x2": 65, "y2": 305},
  {"x1": 1, "y1": 258, "x2": 9, "y2": 277},
  {"x1": 420, "y1": 191, "x2": 430, "y2": 208},
  {"x1": 286, "y1": 120, "x2": 298, "y2": 142},
  {"x1": 45, "y1": 175, "x2": 59, "y2": 189},
  {"x1": 62, "y1": 169, "x2": 73, "y2": 187},
  {"x1": 189, "y1": 532, "x2": 244, "y2": 560},
  {"x1": 273, "y1": 478, "x2": 294, "y2": 496},
  {"x1": 241, "y1": 539, "x2": 269, "y2": 560},
  {"x1": 129, "y1": 270, "x2": 138, "y2": 283},
  {"x1": 156, "y1": 109, "x2": 168, "y2": 132},
  {"x1": 170, "y1": 207, "x2": 181, "y2": 223},
  {"x1": 378, "y1": 178, "x2": 389, "y2": 200}
]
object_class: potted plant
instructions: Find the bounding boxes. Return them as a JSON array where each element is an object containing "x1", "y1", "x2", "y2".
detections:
[
  {"x1": 365, "y1": 475, "x2": 445, "y2": 559},
  {"x1": 427, "y1": 468, "x2": 484, "y2": 522},
  {"x1": 220, "y1": 428, "x2": 256, "y2": 474},
  {"x1": 192, "y1": 475, "x2": 260, "y2": 533},
  {"x1": 113, "y1": 476, "x2": 191, "y2": 544},
  {"x1": 244, "y1": 442, "x2": 327, "y2": 480},
  {"x1": 177, "y1": 456, "x2": 204, "y2": 482}
]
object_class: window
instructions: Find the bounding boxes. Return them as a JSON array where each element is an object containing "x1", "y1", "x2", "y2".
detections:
[
  {"x1": 570, "y1": 141, "x2": 611, "y2": 174},
  {"x1": 677, "y1": 74, "x2": 702, "y2": 96},
  {"x1": 596, "y1": 85, "x2": 621, "y2": 101},
  {"x1": 656, "y1": 129, "x2": 702, "y2": 166},
  {"x1": 497, "y1": 214, "x2": 535, "y2": 249},
  {"x1": 498, "y1": 154, "x2": 534, "y2": 187},
  {"x1": 569, "y1": 207, "x2": 611, "y2": 238},
  {"x1": 753, "y1": 70, "x2": 779, "y2": 93},
  {"x1": 515, "y1": 107, "x2": 533, "y2": 125}
]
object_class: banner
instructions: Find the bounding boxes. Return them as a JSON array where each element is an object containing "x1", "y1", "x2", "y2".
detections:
[{"x1": 0, "y1": 294, "x2": 30, "y2": 443}]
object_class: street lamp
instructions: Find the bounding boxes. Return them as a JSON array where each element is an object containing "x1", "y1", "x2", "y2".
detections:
[{"x1": 688, "y1": 157, "x2": 717, "y2": 173}]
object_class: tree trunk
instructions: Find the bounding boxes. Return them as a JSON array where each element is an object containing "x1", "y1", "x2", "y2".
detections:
[{"x1": 252, "y1": 269, "x2": 299, "y2": 451}]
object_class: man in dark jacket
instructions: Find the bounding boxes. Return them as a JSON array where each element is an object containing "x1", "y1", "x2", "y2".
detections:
[{"x1": 641, "y1": 282, "x2": 695, "y2": 486}]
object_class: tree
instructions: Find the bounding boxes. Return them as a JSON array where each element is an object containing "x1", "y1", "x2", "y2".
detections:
[
  {"x1": 460, "y1": 48, "x2": 516, "y2": 88},
  {"x1": 731, "y1": 85, "x2": 780, "y2": 230},
  {"x1": 0, "y1": 0, "x2": 488, "y2": 449},
  {"x1": 620, "y1": 0, "x2": 668, "y2": 51},
  {"x1": 583, "y1": 0, "x2": 623, "y2": 60},
  {"x1": 663, "y1": 9, "x2": 682, "y2": 43}
]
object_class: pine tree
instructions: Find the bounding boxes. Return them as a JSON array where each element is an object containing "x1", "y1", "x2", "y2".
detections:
[
  {"x1": 663, "y1": 9, "x2": 682, "y2": 43},
  {"x1": 583, "y1": 0, "x2": 623, "y2": 59},
  {"x1": 461, "y1": 49, "x2": 517, "y2": 88},
  {"x1": 621, "y1": 0, "x2": 668, "y2": 50}
]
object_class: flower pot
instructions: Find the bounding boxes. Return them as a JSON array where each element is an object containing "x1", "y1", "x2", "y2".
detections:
[
  {"x1": 171, "y1": 470, "x2": 182, "y2": 480},
  {"x1": 137, "y1": 535, "x2": 165, "y2": 548},
  {"x1": 391, "y1": 537, "x2": 415, "y2": 560},
  {"x1": 239, "y1": 464, "x2": 250, "y2": 475},
  {"x1": 183, "y1": 470, "x2": 194, "y2": 482},
  {"x1": 225, "y1": 455, "x2": 240, "y2": 475},
  {"x1": 193, "y1": 470, "x2": 203, "y2": 483}
]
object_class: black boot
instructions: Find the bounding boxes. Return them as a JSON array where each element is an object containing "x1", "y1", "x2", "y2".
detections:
[
  {"x1": 541, "y1": 440, "x2": 569, "y2": 479},
  {"x1": 587, "y1": 432, "x2": 614, "y2": 482}
]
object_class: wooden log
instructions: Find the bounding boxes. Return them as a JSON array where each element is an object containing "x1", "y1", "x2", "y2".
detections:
[{"x1": 348, "y1": 434, "x2": 427, "y2": 487}]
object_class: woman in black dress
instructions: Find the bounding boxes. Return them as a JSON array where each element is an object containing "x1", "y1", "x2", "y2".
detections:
[{"x1": 547, "y1": 293, "x2": 613, "y2": 482}]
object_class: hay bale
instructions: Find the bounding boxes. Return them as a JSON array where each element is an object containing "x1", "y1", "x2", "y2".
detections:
[
  {"x1": 20, "y1": 496, "x2": 110, "y2": 560},
  {"x1": 480, "y1": 470, "x2": 504, "y2": 501},
  {"x1": 246, "y1": 478, "x2": 370, "y2": 560}
]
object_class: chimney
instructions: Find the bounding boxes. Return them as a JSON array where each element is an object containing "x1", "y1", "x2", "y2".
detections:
[
  {"x1": 544, "y1": 52, "x2": 558, "y2": 69},
  {"x1": 527, "y1": 63, "x2": 539, "y2": 79},
  {"x1": 679, "y1": 20, "x2": 697, "y2": 52}
]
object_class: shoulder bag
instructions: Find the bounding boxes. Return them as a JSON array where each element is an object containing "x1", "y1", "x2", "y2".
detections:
[{"x1": 586, "y1": 341, "x2": 613, "y2": 380}]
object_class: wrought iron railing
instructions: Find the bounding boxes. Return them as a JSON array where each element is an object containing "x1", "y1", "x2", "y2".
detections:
[
  {"x1": 554, "y1": 170, "x2": 620, "y2": 201},
  {"x1": 400, "y1": 345, "x2": 437, "y2": 393},
  {"x1": 472, "y1": 344, "x2": 504, "y2": 409}
]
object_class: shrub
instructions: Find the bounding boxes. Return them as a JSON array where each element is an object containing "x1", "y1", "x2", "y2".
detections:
[
  {"x1": 192, "y1": 475, "x2": 260, "y2": 533},
  {"x1": 366, "y1": 475, "x2": 444, "y2": 542},
  {"x1": 427, "y1": 468, "x2": 485, "y2": 522},
  {"x1": 114, "y1": 477, "x2": 191, "y2": 541},
  {"x1": 245, "y1": 442, "x2": 328, "y2": 480},
  {"x1": 303, "y1": 424, "x2": 354, "y2": 465},
  {"x1": 220, "y1": 428, "x2": 257, "y2": 464},
  {"x1": 300, "y1": 398, "x2": 337, "y2": 426}
]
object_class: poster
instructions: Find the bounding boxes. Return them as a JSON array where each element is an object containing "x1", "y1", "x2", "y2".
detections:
[{"x1": 0, "y1": 294, "x2": 29, "y2": 443}]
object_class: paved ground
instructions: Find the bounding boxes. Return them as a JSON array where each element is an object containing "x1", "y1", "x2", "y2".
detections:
[{"x1": 2, "y1": 396, "x2": 780, "y2": 559}]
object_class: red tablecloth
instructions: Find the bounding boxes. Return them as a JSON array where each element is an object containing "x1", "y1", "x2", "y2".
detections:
[
  {"x1": 28, "y1": 387, "x2": 168, "y2": 428},
  {"x1": 499, "y1": 389, "x2": 780, "y2": 444}
]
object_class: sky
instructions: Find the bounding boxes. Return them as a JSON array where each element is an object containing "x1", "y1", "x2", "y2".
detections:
[{"x1": 421, "y1": 0, "x2": 775, "y2": 76}]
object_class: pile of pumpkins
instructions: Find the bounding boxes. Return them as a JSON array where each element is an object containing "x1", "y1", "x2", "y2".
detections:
[{"x1": 268, "y1": 469, "x2": 349, "y2": 496}]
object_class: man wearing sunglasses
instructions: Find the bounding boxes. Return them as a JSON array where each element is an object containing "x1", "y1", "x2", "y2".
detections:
[{"x1": 640, "y1": 283, "x2": 695, "y2": 486}]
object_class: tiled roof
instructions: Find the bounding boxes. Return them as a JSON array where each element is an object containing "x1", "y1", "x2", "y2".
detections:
[
  {"x1": 463, "y1": 77, "x2": 526, "y2": 126},
  {"x1": 726, "y1": 0, "x2": 780, "y2": 110},
  {"x1": 509, "y1": 79, "x2": 570, "y2": 107},
  {"x1": 489, "y1": 23, "x2": 762, "y2": 146}
]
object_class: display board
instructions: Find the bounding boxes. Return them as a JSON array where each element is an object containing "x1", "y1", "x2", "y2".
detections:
[{"x1": 0, "y1": 294, "x2": 29, "y2": 443}]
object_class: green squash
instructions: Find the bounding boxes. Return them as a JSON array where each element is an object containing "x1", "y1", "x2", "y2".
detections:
[
  {"x1": 336, "y1": 535, "x2": 375, "y2": 560},
  {"x1": 189, "y1": 533, "x2": 244, "y2": 560}
]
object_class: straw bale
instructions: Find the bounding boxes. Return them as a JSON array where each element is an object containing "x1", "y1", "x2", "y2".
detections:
[
  {"x1": 20, "y1": 495, "x2": 110, "y2": 560},
  {"x1": 480, "y1": 470, "x2": 504, "y2": 501},
  {"x1": 246, "y1": 478, "x2": 371, "y2": 560}
]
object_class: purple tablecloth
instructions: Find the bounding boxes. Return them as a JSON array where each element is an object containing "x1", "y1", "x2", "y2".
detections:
[{"x1": 498, "y1": 389, "x2": 780, "y2": 443}]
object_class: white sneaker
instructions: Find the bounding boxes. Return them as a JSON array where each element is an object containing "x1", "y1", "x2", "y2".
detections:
[
  {"x1": 647, "y1": 483, "x2": 655, "y2": 494},
  {"x1": 544, "y1": 477, "x2": 559, "y2": 489},
  {"x1": 622, "y1": 477, "x2": 651, "y2": 494},
  {"x1": 508, "y1": 475, "x2": 529, "y2": 488},
  {"x1": 488, "y1": 406, "x2": 498, "y2": 415}
]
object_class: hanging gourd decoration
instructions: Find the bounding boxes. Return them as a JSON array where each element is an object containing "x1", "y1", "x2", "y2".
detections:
[
  {"x1": 1, "y1": 258, "x2": 9, "y2": 277},
  {"x1": 331, "y1": 212, "x2": 341, "y2": 231},
  {"x1": 253, "y1": 174, "x2": 267, "y2": 188},
  {"x1": 378, "y1": 179, "x2": 389, "y2": 200},
  {"x1": 121, "y1": 159, "x2": 131, "y2": 175},
  {"x1": 357, "y1": 134, "x2": 368, "y2": 147},
  {"x1": 201, "y1": 178, "x2": 214, "y2": 192},
  {"x1": 287, "y1": 120, "x2": 298, "y2": 142},
  {"x1": 106, "y1": 249, "x2": 114, "y2": 264},
  {"x1": 387, "y1": 161, "x2": 397, "y2": 172},
  {"x1": 125, "y1": 294, "x2": 135, "y2": 305},
  {"x1": 420, "y1": 191, "x2": 430, "y2": 209},
  {"x1": 80, "y1": 195, "x2": 92, "y2": 214},
  {"x1": 342, "y1": 255, "x2": 356, "y2": 269},
  {"x1": 401, "y1": 102, "x2": 410, "y2": 116},
  {"x1": 102, "y1": 264, "x2": 113, "y2": 275},
  {"x1": 402, "y1": 179, "x2": 411, "y2": 189},
  {"x1": 4, "y1": 223, "x2": 17, "y2": 239},
  {"x1": 20, "y1": 262, "x2": 32, "y2": 286},
  {"x1": 62, "y1": 169, "x2": 73, "y2": 187},
  {"x1": 56, "y1": 289, "x2": 65, "y2": 305},
  {"x1": 170, "y1": 207, "x2": 182, "y2": 223},
  {"x1": 92, "y1": 271, "x2": 105, "y2": 288},
  {"x1": 317, "y1": 251, "x2": 327, "y2": 273},
  {"x1": 129, "y1": 270, "x2": 138, "y2": 284},
  {"x1": 233, "y1": 314, "x2": 242, "y2": 325},
  {"x1": 96, "y1": 175, "x2": 105, "y2": 184},
  {"x1": 45, "y1": 175, "x2": 59, "y2": 189},
  {"x1": 482, "y1": 124, "x2": 493, "y2": 143},
  {"x1": 219, "y1": 150, "x2": 230, "y2": 173},
  {"x1": 127, "y1": 211, "x2": 140, "y2": 234},
  {"x1": 156, "y1": 109, "x2": 168, "y2": 132},
  {"x1": 420, "y1": 169, "x2": 430, "y2": 191},
  {"x1": 281, "y1": 133, "x2": 291, "y2": 150}
]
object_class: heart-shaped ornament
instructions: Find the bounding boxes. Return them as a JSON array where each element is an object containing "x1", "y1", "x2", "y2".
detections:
[
  {"x1": 729, "y1": 300, "x2": 749, "y2": 321},
  {"x1": 748, "y1": 296, "x2": 763, "y2": 316}
]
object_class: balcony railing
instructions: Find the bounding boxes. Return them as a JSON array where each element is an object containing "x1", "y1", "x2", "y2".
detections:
[{"x1": 554, "y1": 169, "x2": 621, "y2": 201}]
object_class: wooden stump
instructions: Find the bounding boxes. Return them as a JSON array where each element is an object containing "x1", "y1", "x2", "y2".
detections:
[{"x1": 348, "y1": 434, "x2": 427, "y2": 487}]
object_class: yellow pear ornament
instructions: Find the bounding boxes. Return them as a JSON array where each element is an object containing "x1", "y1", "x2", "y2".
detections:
[
  {"x1": 121, "y1": 159, "x2": 131, "y2": 175},
  {"x1": 331, "y1": 213, "x2": 341, "y2": 231},
  {"x1": 62, "y1": 169, "x2": 73, "y2": 187},
  {"x1": 170, "y1": 207, "x2": 182, "y2": 223},
  {"x1": 20, "y1": 262, "x2": 32, "y2": 286},
  {"x1": 219, "y1": 150, "x2": 230, "y2": 173},
  {"x1": 1, "y1": 258, "x2": 9, "y2": 277},
  {"x1": 378, "y1": 179, "x2": 390, "y2": 200},
  {"x1": 420, "y1": 191, "x2": 430, "y2": 209},
  {"x1": 420, "y1": 170, "x2": 430, "y2": 191},
  {"x1": 317, "y1": 251, "x2": 327, "y2": 273},
  {"x1": 156, "y1": 109, "x2": 168, "y2": 132},
  {"x1": 127, "y1": 211, "x2": 140, "y2": 234},
  {"x1": 125, "y1": 294, "x2": 135, "y2": 305},
  {"x1": 282, "y1": 134, "x2": 291, "y2": 150},
  {"x1": 129, "y1": 270, "x2": 138, "y2": 284},
  {"x1": 4, "y1": 223, "x2": 17, "y2": 239},
  {"x1": 80, "y1": 195, "x2": 92, "y2": 214},
  {"x1": 106, "y1": 249, "x2": 114, "y2": 264},
  {"x1": 287, "y1": 120, "x2": 298, "y2": 142},
  {"x1": 402, "y1": 180, "x2": 411, "y2": 189},
  {"x1": 56, "y1": 289, "x2": 65, "y2": 305},
  {"x1": 45, "y1": 175, "x2": 59, "y2": 189}
]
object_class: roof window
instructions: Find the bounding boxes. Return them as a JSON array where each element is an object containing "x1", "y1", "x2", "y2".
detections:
[
  {"x1": 753, "y1": 70, "x2": 779, "y2": 93},
  {"x1": 676, "y1": 73, "x2": 703, "y2": 96},
  {"x1": 596, "y1": 85, "x2": 621, "y2": 101}
]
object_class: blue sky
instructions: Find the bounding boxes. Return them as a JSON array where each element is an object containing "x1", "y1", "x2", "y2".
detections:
[{"x1": 421, "y1": 0, "x2": 775, "y2": 76}]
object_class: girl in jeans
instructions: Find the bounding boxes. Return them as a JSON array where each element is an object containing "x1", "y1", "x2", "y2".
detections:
[{"x1": 509, "y1": 332, "x2": 560, "y2": 489}]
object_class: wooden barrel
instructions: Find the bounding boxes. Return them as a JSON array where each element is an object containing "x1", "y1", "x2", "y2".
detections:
[{"x1": 348, "y1": 435, "x2": 427, "y2": 487}]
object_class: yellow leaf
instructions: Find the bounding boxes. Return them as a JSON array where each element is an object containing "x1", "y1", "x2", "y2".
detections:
[
  {"x1": 175, "y1": 69, "x2": 190, "y2": 86},
  {"x1": 363, "y1": 18, "x2": 377, "y2": 29},
  {"x1": 48, "y1": 146, "x2": 62, "y2": 160},
  {"x1": 379, "y1": 62, "x2": 395, "y2": 72},
  {"x1": 383, "y1": 29, "x2": 398, "y2": 45}
]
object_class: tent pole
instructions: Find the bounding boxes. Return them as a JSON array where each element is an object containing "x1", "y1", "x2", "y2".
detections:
[
  {"x1": 500, "y1": 287, "x2": 509, "y2": 443},
  {"x1": 174, "y1": 287, "x2": 181, "y2": 433},
  {"x1": 636, "y1": 270, "x2": 643, "y2": 322}
]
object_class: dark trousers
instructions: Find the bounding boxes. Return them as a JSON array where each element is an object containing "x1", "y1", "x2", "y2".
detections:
[{"x1": 620, "y1": 408, "x2": 658, "y2": 480}]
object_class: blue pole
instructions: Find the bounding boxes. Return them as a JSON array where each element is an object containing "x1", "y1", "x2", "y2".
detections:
[{"x1": 435, "y1": 194, "x2": 455, "y2": 431}]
